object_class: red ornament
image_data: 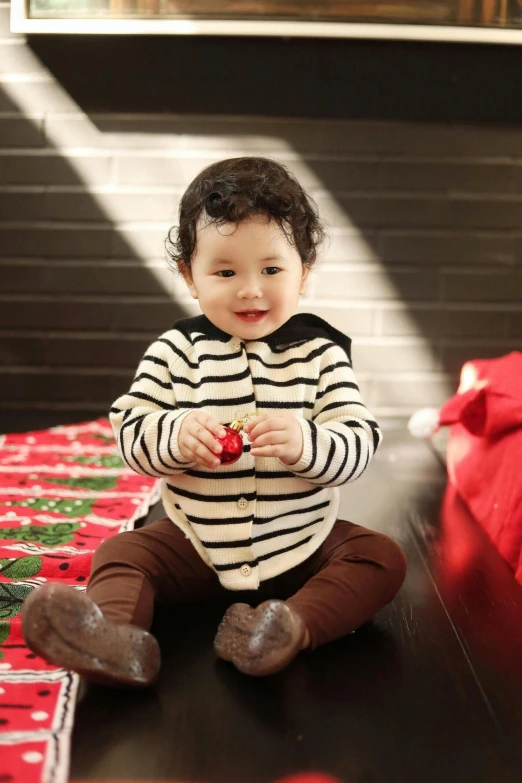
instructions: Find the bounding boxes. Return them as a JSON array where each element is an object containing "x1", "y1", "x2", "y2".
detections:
[
  {"x1": 274, "y1": 775, "x2": 341, "y2": 783},
  {"x1": 216, "y1": 426, "x2": 244, "y2": 465}
]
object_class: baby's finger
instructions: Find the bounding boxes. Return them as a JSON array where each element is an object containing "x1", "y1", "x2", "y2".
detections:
[
  {"x1": 189, "y1": 417, "x2": 225, "y2": 450},
  {"x1": 244, "y1": 413, "x2": 267, "y2": 432},
  {"x1": 250, "y1": 431, "x2": 286, "y2": 449},
  {"x1": 194, "y1": 425, "x2": 224, "y2": 455},
  {"x1": 189, "y1": 435, "x2": 221, "y2": 468},
  {"x1": 247, "y1": 417, "x2": 284, "y2": 440},
  {"x1": 200, "y1": 413, "x2": 227, "y2": 441},
  {"x1": 250, "y1": 444, "x2": 283, "y2": 457}
]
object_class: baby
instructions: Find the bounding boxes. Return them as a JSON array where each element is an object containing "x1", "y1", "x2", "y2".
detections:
[{"x1": 22, "y1": 156, "x2": 407, "y2": 687}]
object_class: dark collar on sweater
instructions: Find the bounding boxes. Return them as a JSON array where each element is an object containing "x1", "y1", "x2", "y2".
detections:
[{"x1": 173, "y1": 312, "x2": 352, "y2": 360}]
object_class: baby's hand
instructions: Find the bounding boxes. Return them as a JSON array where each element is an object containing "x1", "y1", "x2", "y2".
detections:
[
  {"x1": 243, "y1": 412, "x2": 303, "y2": 466},
  {"x1": 178, "y1": 411, "x2": 227, "y2": 469}
]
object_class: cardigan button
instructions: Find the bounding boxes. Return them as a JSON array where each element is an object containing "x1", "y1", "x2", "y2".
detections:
[
  {"x1": 240, "y1": 564, "x2": 252, "y2": 577},
  {"x1": 237, "y1": 497, "x2": 248, "y2": 509},
  {"x1": 232, "y1": 340, "x2": 241, "y2": 350}
]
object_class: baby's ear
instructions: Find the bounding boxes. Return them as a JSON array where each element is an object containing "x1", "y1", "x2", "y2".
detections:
[{"x1": 178, "y1": 262, "x2": 198, "y2": 299}]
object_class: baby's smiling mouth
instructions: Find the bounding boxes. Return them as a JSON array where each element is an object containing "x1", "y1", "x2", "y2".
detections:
[{"x1": 236, "y1": 310, "x2": 267, "y2": 317}]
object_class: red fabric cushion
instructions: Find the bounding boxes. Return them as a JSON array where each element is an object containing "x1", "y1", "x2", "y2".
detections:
[{"x1": 438, "y1": 352, "x2": 522, "y2": 585}]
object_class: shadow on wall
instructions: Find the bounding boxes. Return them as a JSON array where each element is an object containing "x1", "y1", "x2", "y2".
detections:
[
  {"x1": 27, "y1": 34, "x2": 522, "y2": 123},
  {"x1": 0, "y1": 77, "x2": 189, "y2": 431}
]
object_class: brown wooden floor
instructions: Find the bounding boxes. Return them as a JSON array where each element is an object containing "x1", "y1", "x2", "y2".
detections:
[{"x1": 3, "y1": 414, "x2": 522, "y2": 783}]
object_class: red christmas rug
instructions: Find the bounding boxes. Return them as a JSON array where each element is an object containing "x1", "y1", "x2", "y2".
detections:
[{"x1": 0, "y1": 418, "x2": 160, "y2": 783}]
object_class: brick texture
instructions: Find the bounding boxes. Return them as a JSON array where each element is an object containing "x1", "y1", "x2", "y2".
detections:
[{"x1": 1, "y1": 3, "x2": 521, "y2": 423}]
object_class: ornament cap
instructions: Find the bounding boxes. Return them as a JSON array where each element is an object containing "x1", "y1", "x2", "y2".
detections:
[{"x1": 225, "y1": 411, "x2": 258, "y2": 433}]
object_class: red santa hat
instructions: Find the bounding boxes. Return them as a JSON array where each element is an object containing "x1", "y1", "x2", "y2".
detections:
[{"x1": 408, "y1": 352, "x2": 522, "y2": 585}]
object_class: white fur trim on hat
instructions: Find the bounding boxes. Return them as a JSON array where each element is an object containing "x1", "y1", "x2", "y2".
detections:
[{"x1": 407, "y1": 408, "x2": 440, "y2": 439}]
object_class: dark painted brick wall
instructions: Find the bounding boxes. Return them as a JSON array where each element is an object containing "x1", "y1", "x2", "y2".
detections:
[{"x1": 1, "y1": 0, "x2": 521, "y2": 427}]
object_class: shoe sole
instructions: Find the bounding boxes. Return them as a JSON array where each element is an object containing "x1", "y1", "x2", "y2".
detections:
[
  {"x1": 22, "y1": 583, "x2": 160, "y2": 688},
  {"x1": 213, "y1": 599, "x2": 304, "y2": 676}
]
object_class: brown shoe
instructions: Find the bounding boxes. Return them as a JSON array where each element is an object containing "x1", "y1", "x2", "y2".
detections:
[
  {"x1": 22, "y1": 583, "x2": 161, "y2": 688},
  {"x1": 214, "y1": 599, "x2": 306, "y2": 676}
]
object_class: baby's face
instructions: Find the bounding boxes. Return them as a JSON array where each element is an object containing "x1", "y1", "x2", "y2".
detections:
[{"x1": 180, "y1": 215, "x2": 309, "y2": 340}]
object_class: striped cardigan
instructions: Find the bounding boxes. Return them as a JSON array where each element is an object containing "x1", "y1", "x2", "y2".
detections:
[{"x1": 109, "y1": 312, "x2": 382, "y2": 590}]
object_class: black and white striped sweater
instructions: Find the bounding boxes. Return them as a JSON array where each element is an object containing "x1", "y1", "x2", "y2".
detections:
[{"x1": 109, "y1": 312, "x2": 382, "y2": 590}]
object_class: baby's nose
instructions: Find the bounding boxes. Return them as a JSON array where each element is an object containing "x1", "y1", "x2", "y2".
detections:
[{"x1": 238, "y1": 281, "x2": 263, "y2": 298}]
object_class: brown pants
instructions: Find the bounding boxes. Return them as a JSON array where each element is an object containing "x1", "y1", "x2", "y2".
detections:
[{"x1": 86, "y1": 517, "x2": 407, "y2": 650}]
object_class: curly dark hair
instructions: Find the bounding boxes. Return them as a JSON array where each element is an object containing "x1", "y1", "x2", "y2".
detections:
[{"x1": 165, "y1": 156, "x2": 327, "y2": 273}]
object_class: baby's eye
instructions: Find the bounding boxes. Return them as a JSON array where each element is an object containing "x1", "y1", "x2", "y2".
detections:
[
  {"x1": 216, "y1": 270, "x2": 235, "y2": 277},
  {"x1": 262, "y1": 267, "x2": 280, "y2": 275}
]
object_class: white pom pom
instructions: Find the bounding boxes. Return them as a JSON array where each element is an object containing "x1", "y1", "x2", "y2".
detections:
[{"x1": 407, "y1": 408, "x2": 440, "y2": 439}]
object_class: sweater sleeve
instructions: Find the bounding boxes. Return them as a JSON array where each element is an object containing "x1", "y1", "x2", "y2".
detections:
[
  {"x1": 109, "y1": 333, "x2": 196, "y2": 478},
  {"x1": 283, "y1": 343, "x2": 382, "y2": 487}
]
